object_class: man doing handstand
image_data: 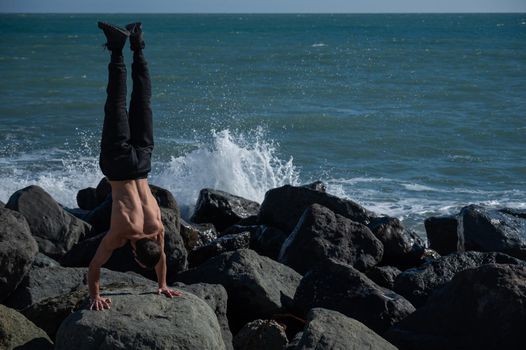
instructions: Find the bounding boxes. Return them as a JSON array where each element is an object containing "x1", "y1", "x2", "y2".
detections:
[{"x1": 88, "y1": 22, "x2": 181, "y2": 311}]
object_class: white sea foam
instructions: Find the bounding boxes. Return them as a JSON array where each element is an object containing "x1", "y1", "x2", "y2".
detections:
[{"x1": 311, "y1": 43, "x2": 327, "y2": 47}]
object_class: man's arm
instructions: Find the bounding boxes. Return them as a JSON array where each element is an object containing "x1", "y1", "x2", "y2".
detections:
[
  {"x1": 154, "y1": 227, "x2": 182, "y2": 298},
  {"x1": 88, "y1": 233, "x2": 117, "y2": 310}
]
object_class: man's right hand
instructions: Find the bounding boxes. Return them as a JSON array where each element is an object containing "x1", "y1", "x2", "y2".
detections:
[{"x1": 89, "y1": 296, "x2": 112, "y2": 311}]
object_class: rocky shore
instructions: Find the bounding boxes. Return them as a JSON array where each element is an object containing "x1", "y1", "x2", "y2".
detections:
[{"x1": 1, "y1": 179, "x2": 525, "y2": 350}]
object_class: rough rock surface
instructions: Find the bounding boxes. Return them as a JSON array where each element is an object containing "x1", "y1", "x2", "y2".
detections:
[
  {"x1": 424, "y1": 215, "x2": 462, "y2": 255},
  {"x1": 0, "y1": 207, "x2": 39, "y2": 302},
  {"x1": 188, "y1": 231, "x2": 251, "y2": 267},
  {"x1": 190, "y1": 188, "x2": 261, "y2": 232},
  {"x1": 386, "y1": 264, "x2": 526, "y2": 350},
  {"x1": 177, "y1": 249, "x2": 302, "y2": 333},
  {"x1": 55, "y1": 284, "x2": 226, "y2": 350},
  {"x1": 251, "y1": 225, "x2": 289, "y2": 260},
  {"x1": 368, "y1": 216, "x2": 425, "y2": 268},
  {"x1": 5, "y1": 185, "x2": 91, "y2": 259},
  {"x1": 258, "y1": 184, "x2": 375, "y2": 233},
  {"x1": 180, "y1": 219, "x2": 218, "y2": 251},
  {"x1": 233, "y1": 319, "x2": 288, "y2": 350},
  {"x1": 31, "y1": 252, "x2": 59, "y2": 268},
  {"x1": 279, "y1": 204, "x2": 383, "y2": 274},
  {"x1": 0, "y1": 304, "x2": 53, "y2": 350},
  {"x1": 296, "y1": 308, "x2": 397, "y2": 350},
  {"x1": 301, "y1": 181, "x2": 327, "y2": 192},
  {"x1": 460, "y1": 205, "x2": 526, "y2": 259},
  {"x1": 294, "y1": 258, "x2": 415, "y2": 334},
  {"x1": 393, "y1": 251, "x2": 524, "y2": 307},
  {"x1": 76, "y1": 187, "x2": 99, "y2": 210},
  {"x1": 366, "y1": 266, "x2": 402, "y2": 290}
]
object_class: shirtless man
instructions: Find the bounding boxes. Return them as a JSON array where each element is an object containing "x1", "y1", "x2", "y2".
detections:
[{"x1": 88, "y1": 22, "x2": 181, "y2": 311}]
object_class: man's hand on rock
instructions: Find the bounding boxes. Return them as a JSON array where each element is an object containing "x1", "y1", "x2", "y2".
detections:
[
  {"x1": 90, "y1": 296, "x2": 112, "y2": 311},
  {"x1": 158, "y1": 286, "x2": 183, "y2": 298}
]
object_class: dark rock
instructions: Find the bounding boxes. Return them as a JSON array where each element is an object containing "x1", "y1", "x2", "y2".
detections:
[
  {"x1": 366, "y1": 266, "x2": 402, "y2": 290},
  {"x1": 300, "y1": 180, "x2": 327, "y2": 192},
  {"x1": 296, "y1": 308, "x2": 397, "y2": 350},
  {"x1": 424, "y1": 215, "x2": 462, "y2": 255},
  {"x1": 368, "y1": 216, "x2": 425, "y2": 269},
  {"x1": 236, "y1": 215, "x2": 259, "y2": 226},
  {"x1": 221, "y1": 224, "x2": 259, "y2": 237},
  {"x1": 6, "y1": 185, "x2": 91, "y2": 259},
  {"x1": 0, "y1": 207, "x2": 39, "y2": 302},
  {"x1": 180, "y1": 219, "x2": 218, "y2": 251},
  {"x1": 0, "y1": 199, "x2": 5, "y2": 207},
  {"x1": 293, "y1": 258, "x2": 415, "y2": 334},
  {"x1": 285, "y1": 332, "x2": 303, "y2": 350},
  {"x1": 149, "y1": 184, "x2": 180, "y2": 211},
  {"x1": 95, "y1": 177, "x2": 111, "y2": 203},
  {"x1": 386, "y1": 264, "x2": 526, "y2": 350},
  {"x1": 55, "y1": 284, "x2": 226, "y2": 350},
  {"x1": 393, "y1": 251, "x2": 525, "y2": 307},
  {"x1": 234, "y1": 319, "x2": 288, "y2": 350},
  {"x1": 188, "y1": 231, "x2": 251, "y2": 268},
  {"x1": 63, "y1": 207, "x2": 90, "y2": 221},
  {"x1": 32, "y1": 253, "x2": 59, "y2": 268},
  {"x1": 258, "y1": 184, "x2": 375, "y2": 233},
  {"x1": 0, "y1": 304, "x2": 53, "y2": 350},
  {"x1": 174, "y1": 282, "x2": 233, "y2": 350},
  {"x1": 271, "y1": 313, "x2": 306, "y2": 341},
  {"x1": 76, "y1": 187, "x2": 98, "y2": 210},
  {"x1": 251, "y1": 225, "x2": 289, "y2": 260},
  {"x1": 191, "y1": 188, "x2": 261, "y2": 232},
  {"x1": 460, "y1": 205, "x2": 526, "y2": 260},
  {"x1": 279, "y1": 204, "x2": 383, "y2": 274},
  {"x1": 177, "y1": 249, "x2": 302, "y2": 333}
]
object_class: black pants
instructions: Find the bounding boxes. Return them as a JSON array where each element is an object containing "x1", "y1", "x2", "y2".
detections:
[{"x1": 99, "y1": 51, "x2": 154, "y2": 181}]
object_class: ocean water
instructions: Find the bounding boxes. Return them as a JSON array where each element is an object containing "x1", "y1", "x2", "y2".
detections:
[{"x1": 0, "y1": 14, "x2": 525, "y2": 235}]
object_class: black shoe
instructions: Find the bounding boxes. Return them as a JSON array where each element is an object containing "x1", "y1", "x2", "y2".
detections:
[
  {"x1": 97, "y1": 21, "x2": 130, "y2": 52},
  {"x1": 125, "y1": 22, "x2": 145, "y2": 51}
]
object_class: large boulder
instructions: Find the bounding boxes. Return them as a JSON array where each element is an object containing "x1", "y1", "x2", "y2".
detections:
[
  {"x1": 188, "y1": 231, "x2": 251, "y2": 268},
  {"x1": 424, "y1": 215, "x2": 462, "y2": 255},
  {"x1": 366, "y1": 266, "x2": 402, "y2": 290},
  {"x1": 251, "y1": 225, "x2": 289, "y2": 260},
  {"x1": 190, "y1": 188, "x2": 261, "y2": 232},
  {"x1": 6, "y1": 185, "x2": 91, "y2": 259},
  {"x1": 295, "y1": 308, "x2": 398, "y2": 350},
  {"x1": 55, "y1": 284, "x2": 226, "y2": 350},
  {"x1": 177, "y1": 249, "x2": 302, "y2": 333},
  {"x1": 293, "y1": 258, "x2": 415, "y2": 334},
  {"x1": 386, "y1": 264, "x2": 526, "y2": 350},
  {"x1": 233, "y1": 319, "x2": 288, "y2": 350},
  {"x1": 174, "y1": 282, "x2": 233, "y2": 350},
  {"x1": 460, "y1": 205, "x2": 526, "y2": 260},
  {"x1": 0, "y1": 304, "x2": 53, "y2": 350},
  {"x1": 279, "y1": 204, "x2": 383, "y2": 274},
  {"x1": 0, "y1": 208, "x2": 39, "y2": 302},
  {"x1": 393, "y1": 251, "x2": 525, "y2": 307},
  {"x1": 31, "y1": 252, "x2": 59, "y2": 268},
  {"x1": 76, "y1": 187, "x2": 99, "y2": 210},
  {"x1": 180, "y1": 219, "x2": 218, "y2": 251},
  {"x1": 368, "y1": 216, "x2": 425, "y2": 268},
  {"x1": 258, "y1": 184, "x2": 375, "y2": 233}
]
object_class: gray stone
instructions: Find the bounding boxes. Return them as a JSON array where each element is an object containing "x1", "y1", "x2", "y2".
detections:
[
  {"x1": 296, "y1": 308, "x2": 397, "y2": 350},
  {"x1": 234, "y1": 319, "x2": 288, "y2": 350},
  {"x1": 386, "y1": 264, "x2": 526, "y2": 350},
  {"x1": 5, "y1": 185, "x2": 91, "y2": 259},
  {"x1": 366, "y1": 266, "x2": 402, "y2": 290},
  {"x1": 177, "y1": 249, "x2": 302, "y2": 333},
  {"x1": 393, "y1": 251, "x2": 525, "y2": 307},
  {"x1": 188, "y1": 231, "x2": 251, "y2": 267},
  {"x1": 251, "y1": 225, "x2": 289, "y2": 260},
  {"x1": 55, "y1": 284, "x2": 226, "y2": 350},
  {"x1": 258, "y1": 184, "x2": 375, "y2": 233},
  {"x1": 31, "y1": 252, "x2": 59, "y2": 268},
  {"x1": 294, "y1": 258, "x2": 415, "y2": 334},
  {"x1": 0, "y1": 304, "x2": 53, "y2": 350},
  {"x1": 424, "y1": 215, "x2": 462, "y2": 255},
  {"x1": 279, "y1": 204, "x2": 383, "y2": 274},
  {"x1": 191, "y1": 188, "x2": 261, "y2": 232},
  {"x1": 301, "y1": 181, "x2": 327, "y2": 192},
  {"x1": 0, "y1": 207, "x2": 39, "y2": 302},
  {"x1": 180, "y1": 219, "x2": 218, "y2": 251}
]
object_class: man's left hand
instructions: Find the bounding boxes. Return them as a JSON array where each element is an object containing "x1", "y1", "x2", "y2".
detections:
[{"x1": 158, "y1": 286, "x2": 183, "y2": 298}]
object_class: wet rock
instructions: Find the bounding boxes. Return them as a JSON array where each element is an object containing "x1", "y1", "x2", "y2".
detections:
[
  {"x1": 6, "y1": 185, "x2": 91, "y2": 259},
  {"x1": 393, "y1": 251, "x2": 524, "y2": 307},
  {"x1": 301, "y1": 180, "x2": 327, "y2": 192},
  {"x1": 188, "y1": 231, "x2": 251, "y2": 268},
  {"x1": 177, "y1": 249, "x2": 302, "y2": 333},
  {"x1": 191, "y1": 188, "x2": 261, "y2": 232},
  {"x1": 386, "y1": 264, "x2": 526, "y2": 350},
  {"x1": 368, "y1": 216, "x2": 425, "y2": 269},
  {"x1": 76, "y1": 187, "x2": 98, "y2": 210},
  {"x1": 366, "y1": 266, "x2": 402, "y2": 290},
  {"x1": 251, "y1": 225, "x2": 289, "y2": 260},
  {"x1": 0, "y1": 304, "x2": 53, "y2": 350},
  {"x1": 279, "y1": 204, "x2": 383, "y2": 274},
  {"x1": 424, "y1": 215, "x2": 462, "y2": 255},
  {"x1": 55, "y1": 284, "x2": 226, "y2": 350},
  {"x1": 0, "y1": 207, "x2": 39, "y2": 302},
  {"x1": 180, "y1": 219, "x2": 218, "y2": 252},
  {"x1": 293, "y1": 258, "x2": 415, "y2": 334},
  {"x1": 258, "y1": 184, "x2": 375, "y2": 233},
  {"x1": 460, "y1": 205, "x2": 526, "y2": 260},
  {"x1": 234, "y1": 319, "x2": 288, "y2": 350}
]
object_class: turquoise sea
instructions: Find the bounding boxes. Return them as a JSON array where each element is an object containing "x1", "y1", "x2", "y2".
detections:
[{"x1": 0, "y1": 14, "x2": 525, "y2": 235}]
